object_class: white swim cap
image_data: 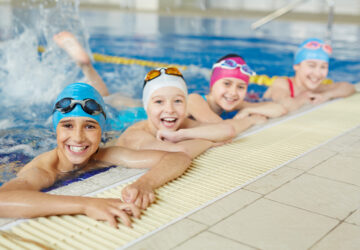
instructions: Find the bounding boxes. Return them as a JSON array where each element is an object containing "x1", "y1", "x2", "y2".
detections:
[{"x1": 142, "y1": 68, "x2": 188, "y2": 110}]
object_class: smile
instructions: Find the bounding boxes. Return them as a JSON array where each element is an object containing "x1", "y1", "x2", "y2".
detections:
[
  {"x1": 67, "y1": 145, "x2": 89, "y2": 154},
  {"x1": 160, "y1": 117, "x2": 178, "y2": 128}
]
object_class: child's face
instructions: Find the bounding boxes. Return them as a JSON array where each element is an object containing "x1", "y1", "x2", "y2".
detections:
[
  {"x1": 56, "y1": 117, "x2": 101, "y2": 166},
  {"x1": 210, "y1": 77, "x2": 247, "y2": 112},
  {"x1": 294, "y1": 59, "x2": 329, "y2": 90},
  {"x1": 147, "y1": 86, "x2": 187, "y2": 131}
]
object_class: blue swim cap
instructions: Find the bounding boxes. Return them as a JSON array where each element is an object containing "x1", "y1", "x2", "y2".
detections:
[
  {"x1": 294, "y1": 38, "x2": 332, "y2": 65},
  {"x1": 52, "y1": 82, "x2": 106, "y2": 132}
]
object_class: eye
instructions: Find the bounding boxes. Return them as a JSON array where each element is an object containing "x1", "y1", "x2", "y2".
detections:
[
  {"x1": 85, "y1": 124, "x2": 96, "y2": 129},
  {"x1": 223, "y1": 81, "x2": 231, "y2": 86},
  {"x1": 237, "y1": 85, "x2": 245, "y2": 89},
  {"x1": 61, "y1": 123, "x2": 73, "y2": 128},
  {"x1": 174, "y1": 98, "x2": 183, "y2": 103},
  {"x1": 154, "y1": 100, "x2": 163, "y2": 104}
]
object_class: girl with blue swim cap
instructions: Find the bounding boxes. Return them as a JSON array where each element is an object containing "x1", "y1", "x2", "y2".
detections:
[
  {"x1": 0, "y1": 82, "x2": 192, "y2": 226},
  {"x1": 264, "y1": 38, "x2": 355, "y2": 112}
]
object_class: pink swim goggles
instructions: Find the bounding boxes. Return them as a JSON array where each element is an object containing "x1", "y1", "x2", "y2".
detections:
[
  {"x1": 303, "y1": 41, "x2": 332, "y2": 55},
  {"x1": 210, "y1": 58, "x2": 255, "y2": 87}
]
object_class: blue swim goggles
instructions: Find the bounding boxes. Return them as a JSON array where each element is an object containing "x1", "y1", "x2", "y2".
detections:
[
  {"x1": 53, "y1": 97, "x2": 106, "y2": 119},
  {"x1": 213, "y1": 59, "x2": 256, "y2": 76}
]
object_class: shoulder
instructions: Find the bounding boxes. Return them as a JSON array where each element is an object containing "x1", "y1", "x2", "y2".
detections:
[
  {"x1": 4, "y1": 150, "x2": 60, "y2": 191},
  {"x1": 117, "y1": 121, "x2": 155, "y2": 149},
  {"x1": 188, "y1": 93, "x2": 207, "y2": 104}
]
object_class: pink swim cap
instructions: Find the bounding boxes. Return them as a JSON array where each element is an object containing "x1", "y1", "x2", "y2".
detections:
[{"x1": 210, "y1": 57, "x2": 255, "y2": 88}]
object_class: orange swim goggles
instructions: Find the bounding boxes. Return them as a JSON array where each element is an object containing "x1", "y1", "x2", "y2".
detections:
[{"x1": 143, "y1": 67, "x2": 184, "y2": 87}]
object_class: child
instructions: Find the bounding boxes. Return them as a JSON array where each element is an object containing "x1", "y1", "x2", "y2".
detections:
[
  {"x1": 187, "y1": 54, "x2": 287, "y2": 124},
  {"x1": 0, "y1": 83, "x2": 191, "y2": 227},
  {"x1": 116, "y1": 67, "x2": 264, "y2": 157},
  {"x1": 263, "y1": 38, "x2": 356, "y2": 112},
  {"x1": 53, "y1": 31, "x2": 142, "y2": 109}
]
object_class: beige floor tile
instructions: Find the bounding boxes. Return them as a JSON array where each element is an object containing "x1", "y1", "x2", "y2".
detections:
[
  {"x1": 347, "y1": 126, "x2": 360, "y2": 137},
  {"x1": 126, "y1": 219, "x2": 207, "y2": 250},
  {"x1": 266, "y1": 174, "x2": 360, "y2": 220},
  {"x1": 244, "y1": 166, "x2": 304, "y2": 195},
  {"x1": 339, "y1": 140, "x2": 360, "y2": 158},
  {"x1": 286, "y1": 148, "x2": 337, "y2": 171},
  {"x1": 209, "y1": 199, "x2": 337, "y2": 250},
  {"x1": 309, "y1": 155, "x2": 360, "y2": 186},
  {"x1": 188, "y1": 189, "x2": 261, "y2": 226},
  {"x1": 346, "y1": 209, "x2": 360, "y2": 226},
  {"x1": 312, "y1": 223, "x2": 360, "y2": 250},
  {"x1": 321, "y1": 133, "x2": 360, "y2": 152},
  {"x1": 174, "y1": 231, "x2": 256, "y2": 250}
]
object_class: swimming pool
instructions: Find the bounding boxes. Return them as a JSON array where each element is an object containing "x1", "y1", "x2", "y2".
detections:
[{"x1": 0, "y1": 3, "x2": 359, "y2": 186}]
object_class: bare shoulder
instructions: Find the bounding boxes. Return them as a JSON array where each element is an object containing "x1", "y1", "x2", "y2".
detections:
[
  {"x1": 116, "y1": 121, "x2": 155, "y2": 149},
  {"x1": 188, "y1": 93, "x2": 205, "y2": 103},
  {"x1": 265, "y1": 77, "x2": 291, "y2": 101},
  {"x1": 1, "y1": 150, "x2": 59, "y2": 191},
  {"x1": 182, "y1": 117, "x2": 200, "y2": 128}
]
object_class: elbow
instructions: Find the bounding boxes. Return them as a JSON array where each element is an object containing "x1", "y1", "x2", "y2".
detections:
[
  {"x1": 279, "y1": 105, "x2": 288, "y2": 117},
  {"x1": 174, "y1": 151, "x2": 192, "y2": 169},
  {"x1": 227, "y1": 124, "x2": 237, "y2": 139}
]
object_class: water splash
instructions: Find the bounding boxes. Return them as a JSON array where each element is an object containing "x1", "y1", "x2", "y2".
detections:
[{"x1": 0, "y1": 0, "x2": 91, "y2": 182}]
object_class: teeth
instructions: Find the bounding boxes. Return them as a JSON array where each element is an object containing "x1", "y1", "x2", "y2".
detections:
[
  {"x1": 69, "y1": 145, "x2": 87, "y2": 152},
  {"x1": 163, "y1": 118, "x2": 176, "y2": 122}
]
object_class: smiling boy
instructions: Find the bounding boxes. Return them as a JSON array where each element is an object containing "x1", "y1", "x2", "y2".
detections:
[{"x1": 0, "y1": 83, "x2": 191, "y2": 227}]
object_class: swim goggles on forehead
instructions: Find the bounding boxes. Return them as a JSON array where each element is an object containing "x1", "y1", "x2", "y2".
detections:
[
  {"x1": 303, "y1": 41, "x2": 332, "y2": 55},
  {"x1": 143, "y1": 67, "x2": 184, "y2": 87},
  {"x1": 53, "y1": 98, "x2": 106, "y2": 118},
  {"x1": 212, "y1": 59, "x2": 256, "y2": 76}
]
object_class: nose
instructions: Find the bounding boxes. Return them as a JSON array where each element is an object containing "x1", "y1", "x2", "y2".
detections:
[
  {"x1": 72, "y1": 126, "x2": 85, "y2": 143},
  {"x1": 164, "y1": 101, "x2": 175, "y2": 113},
  {"x1": 228, "y1": 85, "x2": 238, "y2": 96}
]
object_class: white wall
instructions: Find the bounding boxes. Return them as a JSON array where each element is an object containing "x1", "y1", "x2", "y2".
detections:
[{"x1": 76, "y1": 0, "x2": 360, "y2": 16}]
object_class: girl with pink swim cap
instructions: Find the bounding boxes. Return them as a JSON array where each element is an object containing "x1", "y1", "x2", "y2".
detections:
[
  {"x1": 263, "y1": 38, "x2": 355, "y2": 112},
  {"x1": 187, "y1": 54, "x2": 287, "y2": 132}
]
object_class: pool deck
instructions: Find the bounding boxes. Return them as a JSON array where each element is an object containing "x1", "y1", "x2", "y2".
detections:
[
  {"x1": 126, "y1": 125, "x2": 360, "y2": 250},
  {"x1": 1, "y1": 92, "x2": 360, "y2": 249}
]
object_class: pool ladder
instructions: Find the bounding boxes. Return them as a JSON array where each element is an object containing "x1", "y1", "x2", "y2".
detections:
[{"x1": 251, "y1": 0, "x2": 334, "y2": 43}]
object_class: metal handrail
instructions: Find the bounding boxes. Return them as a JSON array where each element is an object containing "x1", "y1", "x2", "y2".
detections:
[
  {"x1": 251, "y1": 0, "x2": 306, "y2": 30},
  {"x1": 251, "y1": 0, "x2": 335, "y2": 42}
]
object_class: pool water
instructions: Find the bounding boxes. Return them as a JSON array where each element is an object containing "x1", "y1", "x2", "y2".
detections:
[{"x1": 1, "y1": 4, "x2": 360, "y2": 186}]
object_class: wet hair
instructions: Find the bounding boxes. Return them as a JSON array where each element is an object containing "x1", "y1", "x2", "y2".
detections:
[{"x1": 216, "y1": 54, "x2": 245, "y2": 63}]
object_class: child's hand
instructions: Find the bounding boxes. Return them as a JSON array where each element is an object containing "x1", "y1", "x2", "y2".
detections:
[
  {"x1": 249, "y1": 114, "x2": 267, "y2": 125},
  {"x1": 122, "y1": 181, "x2": 156, "y2": 210},
  {"x1": 234, "y1": 109, "x2": 250, "y2": 120},
  {"x1": 308, "y1": 92, "x2": 329, "y2": 104},
  {"x1": 83, "y1": 197, "x2": 140, "y2": 228},
  {"x1": 156, "y1": 130, "x2": 180, "y2": 142}
]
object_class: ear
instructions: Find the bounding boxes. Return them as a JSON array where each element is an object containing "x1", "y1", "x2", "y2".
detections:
[{"x1": 293, "y1": 64, "x2": 300, "y2": 72}]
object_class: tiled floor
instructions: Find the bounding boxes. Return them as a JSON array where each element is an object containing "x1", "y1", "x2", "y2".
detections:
[{"x1": 127, "y1": 126, "x2": 360, "y2": 250}]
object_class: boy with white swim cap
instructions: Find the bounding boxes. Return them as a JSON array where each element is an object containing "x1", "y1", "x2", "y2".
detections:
[
  {"x1": 0, "y1": 82, "x2": 191, "y2": 227},
  {"x1": 264, "y1": 38, "x2": 355, "y2": 111},
  {"x1": 117, "y1": 67, "x2": 237, "y2": 158}
]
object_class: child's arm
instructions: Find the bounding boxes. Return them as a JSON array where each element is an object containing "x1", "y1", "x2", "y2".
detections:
[
  {"x1": 313, "y1": 81, "x2": 356, "y2": 104},
  {"x1": 0, "y1": 156, "x2": 139, "y2": 228},
  {"x1": 235, "y1": 101, "x2": 287, "y2": 119},
  {"x1": 187, "y1": 93, "x2": 223, "y2": 123},
  {"x1": 225, "y1": 114, "x2": 267, "y2": 135},
  {"x1": 156, "y1": 119, "x2": 235, "y2": 143},
  {"x1": 96, "y1": 147, "x2": 192, "y2": 209}
]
